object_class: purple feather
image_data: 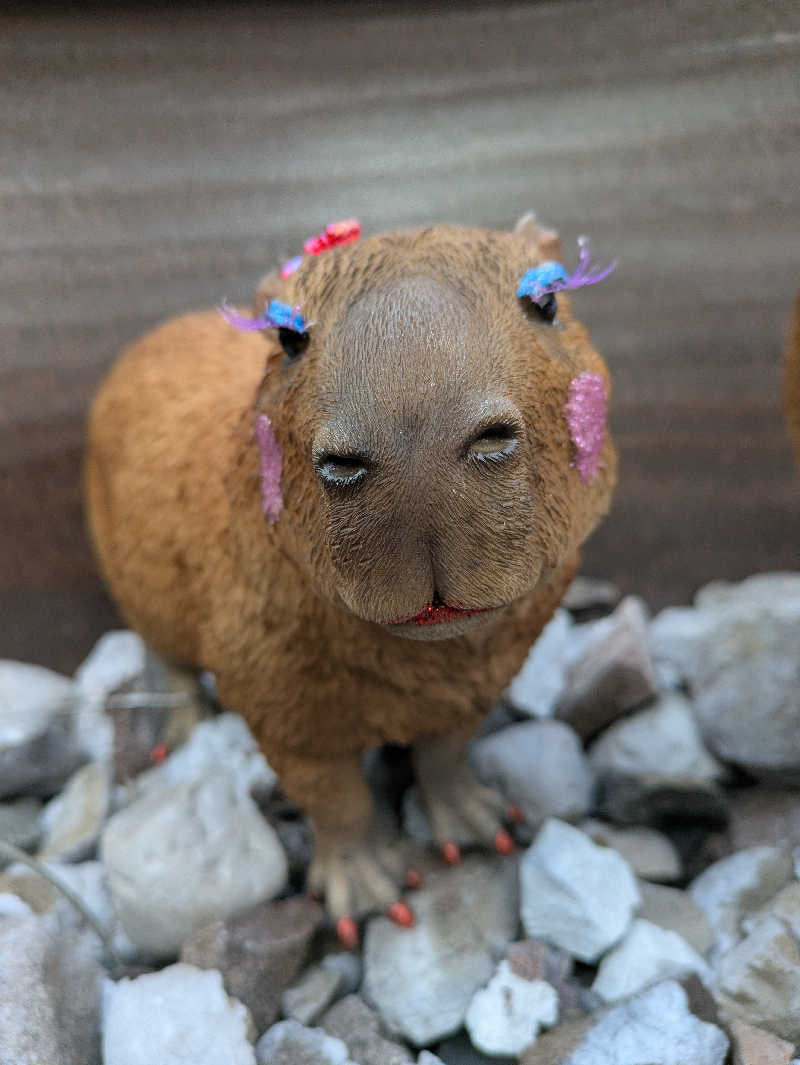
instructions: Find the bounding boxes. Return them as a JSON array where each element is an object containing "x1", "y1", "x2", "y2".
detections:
[{"x1": 517, "y1": 237, "x2": 617, "y2": 303}]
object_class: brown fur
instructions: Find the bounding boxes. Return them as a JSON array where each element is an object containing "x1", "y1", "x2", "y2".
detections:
[
  {"x1": 785, "y1": 288, "x2": 800, "y2": 470},
  {"x1": 85, "y1": 223, "x2": 616, "y2": 887}
]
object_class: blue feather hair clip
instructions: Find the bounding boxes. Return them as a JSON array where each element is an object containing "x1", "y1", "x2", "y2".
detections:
[
  {"x1": 221, "y1": 299, "x2": 308, "y2": 334},
  {"x1": 517, "y1": 236, "x2": 617, "y2": 304}
]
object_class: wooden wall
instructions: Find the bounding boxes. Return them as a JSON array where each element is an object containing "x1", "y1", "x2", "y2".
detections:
[{"x1": 2, "y1": 1, "x2": 799, "y2": 672}]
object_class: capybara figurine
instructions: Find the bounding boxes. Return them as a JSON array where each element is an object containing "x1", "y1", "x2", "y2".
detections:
[
  {"x1": 785, "y1": 288, "x2": 800, "y2": 470},
  {"x1": 85, "y1": 216, "x2": 617, "y2": 939}
]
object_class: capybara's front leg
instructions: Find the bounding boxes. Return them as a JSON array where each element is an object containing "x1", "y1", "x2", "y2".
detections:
[
  {"x1": 276, "y1": 751, "x2": 415, "y2": 947},
  {"x1": 413, "y1": 729, "x2": 518, "y2": 864}
]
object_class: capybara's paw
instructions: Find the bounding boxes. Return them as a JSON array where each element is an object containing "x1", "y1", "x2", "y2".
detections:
[
  {"x1": 308, "y1": 823, "x2": 417, "y2": 947},
  {"x1": 414, "y1": 734, "x2": 517, "y2": 862}
]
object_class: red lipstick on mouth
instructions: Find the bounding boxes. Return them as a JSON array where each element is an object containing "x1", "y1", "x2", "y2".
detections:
[{"x1": 390, "y1": 601, "x2": 495, "y2": 627}]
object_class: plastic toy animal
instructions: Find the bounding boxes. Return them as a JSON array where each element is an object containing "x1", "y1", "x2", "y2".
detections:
[{"x1": 85, "y1": 215, "x2": 617, "y2": 943}]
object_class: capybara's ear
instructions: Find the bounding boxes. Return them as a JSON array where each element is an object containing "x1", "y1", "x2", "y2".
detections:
[
  {"x1": 254, "y1": 270, "x2": 288, "y2": 314},
  {"x1": 513, "y1": 211, "x2": 563, "y2": 262}
]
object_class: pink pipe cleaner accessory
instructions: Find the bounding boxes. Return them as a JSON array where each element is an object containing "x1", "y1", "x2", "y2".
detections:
[
  {"x1": 280, "y1": 255, "x2": 304, "y2": 279},
  {"x1": 517, "y1": 236, "x2": 618, "y2": 304},
  {"x1": 255, "y1": 413, "x2": 283, "y2": 524},
  {"x1": 303, "y1": 219, "x2": 361, "y2": 256},
  {"x1": 566, "y1": 372, "x2": 608, "y2": 484},
  {"x1": 221, "y1": 299, "x2": 308, "y2": 334}
]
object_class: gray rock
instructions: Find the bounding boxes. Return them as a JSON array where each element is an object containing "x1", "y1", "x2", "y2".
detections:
[
  {"x1": 518, "y1": 1017, "x2": 595, "y2": 1065},
  {"x1": 38, "y1": 761, "x2": 110, "y2": 862},
  {"x1": 692, "y1": 607, "x2": 800, "y2": 782},
  {"x1": 556, "y1": 596, "x2": 658, "y2": 740},
  {"x1": 587, "y1": 690, "x2": 725, "y2": 783},
  {"x1": 594, "y1": 770, "x2": 729, "y2": 828},
  {"x1": 506, "y1": 938, "x2": 573, "y2": 986},
  {"x1": 725, "y1": 787, "x2": 800, "y2": 853},
  {"x1": 101, "y1": 770, "x2": 288, "y2": 958},
  {"x1": 519, "y1": 818, "x2": 640, "y2": 963},
  {"x1": 465, "y1": 959, "x2": 558, "y2": 1056},
  {"x1": 714, "y1": 915, "x2": 800, "y2": 1043},
  {"x1": 592, "y1": 918, "x2": 711, "y2": 1003},
  {"x1": 0, "y1": 660, "x2": 84, "y2": 797},
  {"x1": 729, "y1": 1019, "x2": 795, "y2": 1065},
  {"x1": 282, "y1": 965, "x2": 343, "y2": 1026},
  {"x1": 506, "y1": 609, "x2": 574, "y2": 717},
  {"x1": 320, "y1": 952, "x2": 362, "y2": 996},
  {"x1": 0, "y1": 796, "x2": 42, "y2": 859},
  {"x1": 556, "y1": 980, "x2": 729, "y2": 1065},
  {"x1": 320, "y1": 994, "x2": 414, "y2": 1065},
  {"x1": 102, "y1": 963, "x2": 256, "y2": 1065},
  {"x1": 417, "y1": 1053, "x2": 446, "y2": 1065},
  {"x1": 580, "y1": 819, "x2": 682, "y2": 882},
  {"x1": 689, "y1": 846, "x2": 794, "y2": 964},
  {"x1": 651, "y1": 574, "x2": 800, "y2": 783},
  {"x1": 562, "y1": 576, "x2": 620, "y2": 614},
  {"x1": 256, "y1": 1019, "x2": 355, "y2": 1065},
  {"x1": 435, "y1": 1030, "x2": 516, "y2": 1065},
  {"x1": 637, "y1": 881, "x2": 715, "y2": 957},
  {"x1": 181, "y1": 896, "x2": 323, "y2": 1033},
  {"x1": 363, "y1": 856, "x2": 519, "y2": 1046},
  {"x1": 0, "y1": 912, "x2": 104, "y2": 1065},
  {"x1": 472, "y1": 720, "x2": 593, "y2": 826}
]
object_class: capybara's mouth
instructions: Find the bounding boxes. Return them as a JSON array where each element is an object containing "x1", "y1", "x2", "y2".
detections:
[{"x1": 388, "y1": 601, "x2": 497, "y2": 627}]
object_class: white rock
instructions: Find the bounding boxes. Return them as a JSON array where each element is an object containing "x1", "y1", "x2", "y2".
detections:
[
  {"x1": 472, "y1": 720, "x2": 593, "y2": 825},
  {"x1": 649, "y1": 606, "x2": 716, "y2": 687},
  {"x1": 363, "y1": 856, "x2": 518, "y2": 1047},
  {"x1": 581, "y1": 820, "x2": 682, "y2": 882},
  {"x1": 74, "y1": 631, "x2": 149, "y2": 764},
  {"x1": 102, "y1": 963, "x2": 256, "y2": 1065},
  {"x1": 416, "y1": 1054, "x2": 445, "y2": 1065},
  {"x1": 0, "y1": 912, "x2": 104, "y2": 1065},
  {"x1": 134, "y1": 712, "x2": 277, "y2": 799},
  {"x1": 0, "y1": 660, "x2": 83, "y2": 796},
  {"x1": 101, "y1": 771, "x2": 288, "y2": 958},
  {"x1": 38, "y1": 762, "x2": 110, "y2": 862},
  {"x1": 688, "y1": 846, "x2": 794, "y2": 965},
  {"x1": 256, "y1": 1019, "x2": 355, "y2": 1064},
  {"x1": 592, "y1": 918, "x2": 711, "y2": 1003},
  {"x1": 695, "y1": 572, "x2": 800, "y2": 611},
  {"x1": 506, "y1": 609, "x2": 574, "y2": 717},
  {"x1": 74, "y1": 631, "x2": 148, "y2": 698},
  {"x1": 564, "y1": 980, "x2": 728, "y2": 1065},
  {"x1": 519, "y1": 818, "x2": 640, "y2": 963},
  {"x1": 281, "y1": 965, "x2": 342, "y2": 1026},
  {"x1": 465, "y1": 960, "x2": 558, "y2": 1056},
  {"x1": 0, "y1": 892, "x2": 33, "y2": 917},
  {"x1": 587, "y1": 690, "x2": 725, "y2": 782},
  {"x1": 713, "y1": 915, "x2": 800, "y2": 1043}
]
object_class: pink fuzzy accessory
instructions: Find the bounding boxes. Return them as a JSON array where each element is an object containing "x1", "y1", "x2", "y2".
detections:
[
  {"x1": 566, "y1": 372, "x2": 607, "y2": 483},
  {"x1": 255, "y1": 414, "x2": 283, "y2": 523}
]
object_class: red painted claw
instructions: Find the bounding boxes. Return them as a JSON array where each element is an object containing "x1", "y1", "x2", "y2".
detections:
[
  {"x1": 442, "y1": 841, "x2": 461, "y2": 866},
  {"x1": 388, "y1": 900, "x2": 415, "y2": 927},
  {"x1": 507, "y1": 803, "x2": 524, "y2": 824},
  {"x1": 405, "y1": 867, "x2": 423, "y2": 890},
  {"x1": 336, "y1": 916, "x2": 359, "y2": 951},
  {"x1": 150, "y1": 743, "x2": 168, "y2": 765},
  {"x1": 494, "y1": 828, "x2": 516, "y2": 856}
]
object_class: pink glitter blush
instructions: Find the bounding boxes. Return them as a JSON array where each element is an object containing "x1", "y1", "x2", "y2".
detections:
[
  {"x1": 566, "y1": 372, "x2": 607, "y2": 483},
  {"x1": 255, "y1": 413, "x2": 283, "y2": 523}
]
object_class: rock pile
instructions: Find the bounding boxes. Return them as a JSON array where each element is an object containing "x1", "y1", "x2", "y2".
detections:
[{"x1": 1, "y1": 571, "x2": 799, "y2": 1063}]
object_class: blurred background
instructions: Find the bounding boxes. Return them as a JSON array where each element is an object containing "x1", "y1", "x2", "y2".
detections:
[{"x1": 2, "y1": 0, "x2": 798, "y2": 672}]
